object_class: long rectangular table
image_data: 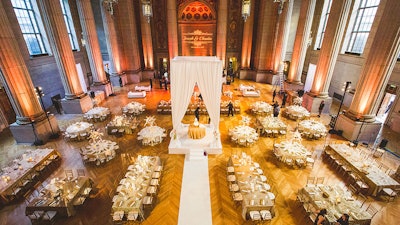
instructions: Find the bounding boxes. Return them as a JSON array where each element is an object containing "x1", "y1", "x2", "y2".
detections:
[
  {"x1": 0, "y1": 149, "x2": 61, "y2": 205},
  {"x1": 325, "y1": 144, "x2": 400, "y2": 196},
  {"x1": 298, "y1": 185, "x2": 372, "y2": 224},
  {"x1": 228, "y1": 155, "x2": 274, "y2": 220},
  {"x1": 111, "y1": 156, "x2": 162, "y2": 219},
  {"x1": 26, "y1": 177, "x2": 93, "y2": 217}
]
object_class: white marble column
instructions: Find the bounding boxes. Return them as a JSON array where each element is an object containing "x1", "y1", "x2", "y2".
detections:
[
  {"x1": 272, "y1": 0, "x2": 293, "y2": 74},
  {"x1": 115, "y1": 0, "x2": 141, "y2": 83},
  {"x1": 0, "y1": 0, "x2": 56, "y2": 143},
  {"x1": 309, "y1": 0, "x2": 352, "y2": 97},
  {"x1": 336, "y1": 0, "x2": 400, "y2": 142},
  {"x1": 37, "y1": 0, "x2": 85, "y2": 100},
  {"x1": 287, "y1": 0, "x2": 316, "y2": 85},
  {"x1": 77, "y1": 0, "x2": 107, "y2": 84},
  {"x1": 346, "y1": 0, "x2": 400, "y2": 121},
  {"x1": 140, "y1": 2, "x2": 154, "y2": 70},
  {"x1": 101, "y1": 0, "x2": 122, "y2": 75},
  {"x1": 240, "y1": 0, "x2": 254, "y2": 69},
  {"x1": 167, "y1": 0, "x2": 178, "y2": 61},
  {"x1": 216, "y1": 0, "x2": 228, "y2": 66},
  {"x1": 0, "y1": 1, "x2": 45, "y2": 125}
]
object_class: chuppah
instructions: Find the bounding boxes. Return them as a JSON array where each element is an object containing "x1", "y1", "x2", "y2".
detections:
[{"x1": 168, "y1": 56, "x2": 223, "y2": 155}]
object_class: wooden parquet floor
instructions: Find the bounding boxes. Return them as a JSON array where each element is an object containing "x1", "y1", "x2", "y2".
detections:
[{"x1": 0, "y1": 79, "x2": 399, "y2": 225}]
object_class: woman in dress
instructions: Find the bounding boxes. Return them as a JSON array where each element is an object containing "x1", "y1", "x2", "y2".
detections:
[{"x1": 314, "y1": 208, "x2": 328, "y2": 225}]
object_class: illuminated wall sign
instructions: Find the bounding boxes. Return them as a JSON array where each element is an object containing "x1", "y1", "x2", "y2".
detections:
[
  {"x1": 179, "y1": 24, "x2": 216, "y2": 56},
  {"x1": 183, "y1": 30, "x2": 213, "y2": 49}
]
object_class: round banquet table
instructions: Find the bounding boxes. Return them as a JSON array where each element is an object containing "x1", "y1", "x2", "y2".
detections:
[
  {"x1": 137, "y1": 126, "x2": 166, "y2": 146},
  {"x1": 298, "y1": 120, "x2": 327, "y2": 139},
  {"x1": 66, "y1": 122, "x2": 92, "y2": 135},
  {"x1": 188, "y1": 124, "x2": 206, "y2": 139}
]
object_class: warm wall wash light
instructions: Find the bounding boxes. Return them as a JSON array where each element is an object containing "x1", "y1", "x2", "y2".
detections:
[
  {"x1": 142, "y1": 0, "x2": 152, "y2": 23},
  {"x1": 103, "y1": 0, "x2": 118, "y2": 15},
  {"x1": 274, "y1": 0, "x2": 286, "y2": 15},
  {"x1": 242, "y1": 0, "x2": 251, "y2": 22}
]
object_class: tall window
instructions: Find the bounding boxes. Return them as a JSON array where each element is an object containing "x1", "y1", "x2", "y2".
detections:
[
  {"x1": 60, "y1": 0, "x2": 78, "y2": 50},
  {"x1": 314, "y1": 0, "x2": 332, "y2": 50},
  {"x1": 12, "y1": 0, "x2": 48, "y2": 56},
  {"x1": 345, "y1": 0, "x2": 380, "y2": 54}
]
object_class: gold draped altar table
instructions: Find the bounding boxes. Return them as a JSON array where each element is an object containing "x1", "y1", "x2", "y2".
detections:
[{"x1": 188, "y1": 124, "x2": 206, "y2": 139}]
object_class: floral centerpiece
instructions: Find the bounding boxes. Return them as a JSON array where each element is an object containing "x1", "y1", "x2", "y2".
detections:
[
  {"x1": 88, "y1": 129, "x2": 103, "y2": 143},
  {"x1": 293, "y1": 96, "x2": 303, "y2": 106},
  {"x1": 144, "y1": 116, "x2": 156, "y2": 127}
]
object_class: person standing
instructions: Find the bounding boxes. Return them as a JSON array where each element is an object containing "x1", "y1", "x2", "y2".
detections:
[
  {"x1": 273, "y1": 102, "x2": 280, "y2": 117},
  {"x1": 281, "y1": 92, "x2": 288, "y2": 108},
  {"x1": 195, "y1": 107, "x2": 200, "y2": 122},
  {"x1": 318, "y1": 100, "x2": 325, "y2": 117},
  {"x1": 227, "y1": 101, "x2": 234, "y2": 116},
  {"x1": 272, "y1": 89, "x2": 277, "y2": 102}
]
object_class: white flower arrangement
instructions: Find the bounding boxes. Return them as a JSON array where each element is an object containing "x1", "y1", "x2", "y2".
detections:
[
  {"x1": 89, "y1": 130, "x2": 103, "y2": 142},
  {"x1": 293, "y1": 96, "x2": 303, "y2": 106},
  {"x1": 144, "y1": 116, "x2": 156, "y2": 127}
]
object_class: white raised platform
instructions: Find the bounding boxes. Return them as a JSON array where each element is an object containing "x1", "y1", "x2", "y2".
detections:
[
  {"x1": 178, "y1": 151, "x2": 212, "y2": 225},
  {"x1": 168, "y1": 124, "x2": 222, "y2": 155},
  {"x1": 127, "y1": 91, "x2": 146, "y2": 98}
]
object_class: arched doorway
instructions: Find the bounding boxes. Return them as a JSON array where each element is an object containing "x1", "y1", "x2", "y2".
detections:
[{"x1": 178, "y1": 1, "x2": 217, "y2": 56}]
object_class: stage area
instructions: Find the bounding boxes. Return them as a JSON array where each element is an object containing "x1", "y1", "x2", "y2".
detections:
[{"x1": 168, "y1": 123, "x2": 222, "y2": 154}]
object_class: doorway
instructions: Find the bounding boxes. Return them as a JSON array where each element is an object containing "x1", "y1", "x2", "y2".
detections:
[{"x1": 376, "y1": 92, "x2": 396, "y2": 123}]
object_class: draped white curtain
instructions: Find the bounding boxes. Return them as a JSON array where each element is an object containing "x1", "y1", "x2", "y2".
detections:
[{"x1": 171, "y1": 56, "x2": 223, "y2": 131}]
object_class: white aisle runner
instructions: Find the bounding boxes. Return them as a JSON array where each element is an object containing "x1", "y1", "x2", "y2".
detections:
[{"x1": 178, "y1": 149, "x2": 212, "y2": 225}]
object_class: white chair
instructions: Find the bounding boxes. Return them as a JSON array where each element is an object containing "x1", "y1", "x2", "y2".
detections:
[
  {"x1": 249, "y1": 210, "x2": 261, "y2": 221},
  {"x1": 227, "y1": 175, "x2": 236, "y2": 183},
  {"x1": 229, "y1": 183, "x2": 239, "y2": 192},
  {"x1": 112, "y1": 211, "x2": 124, "y2": 223},
  {"x1": 267, "y1": 192, "x2": 275, "y2": 202},
  {"x1": 127, "y1": 210, "x2": 139, "y2": 221},
  {"x1": 260, "y1": 210, "x2": 272, "y2": 221}
]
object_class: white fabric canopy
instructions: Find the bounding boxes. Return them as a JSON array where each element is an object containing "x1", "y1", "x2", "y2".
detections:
[{"x1": 170, "y1": 56, "x2": 223, "y2": 132}]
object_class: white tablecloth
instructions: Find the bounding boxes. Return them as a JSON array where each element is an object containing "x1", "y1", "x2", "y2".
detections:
[
  {"x1": 229, "y1": 125, "x2": 258, "y2": 146},
  {"x1": 274, "y1": 141, "x2": 310, "y2": 165},
  {"x1": 66, "y1": 122, "x2": 93, "y2": 135},
  {"x1": 137, "y1": 126, "x2": 167, "y2": 146},
  {"x1": 83, "y1": 140, "x2": 119, "y2": 165},
  {"x1": 251, "y1": 101, "x2": 273, "y2": 115},
  {"x1": 122, "y1": 102, "x2": 146, "y2": 115},
  {"x1": 298, "y1": 120, "x2": 327, "y2": 139},
  {"x1": 285, "y1": 105, "x2": 310, "y2": 120}
]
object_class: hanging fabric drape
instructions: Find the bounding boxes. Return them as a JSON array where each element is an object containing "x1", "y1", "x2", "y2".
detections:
[{"x1": 170, "y1": 56, "x2": 223, "y2": 132}]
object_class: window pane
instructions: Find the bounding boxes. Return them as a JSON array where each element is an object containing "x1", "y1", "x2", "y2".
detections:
[
  {"x1": 60, "y1": 0, "x2": 77, "y2": 50},
  {"x1": 315, "y1": 0, "x2": 332, "y2": 49},
  {"x1": 12, "y1": 0, "x2": 47, "y2": 55},
  {"x1": 346, "y1": 0, "x2": 380, "y2": 54}
]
